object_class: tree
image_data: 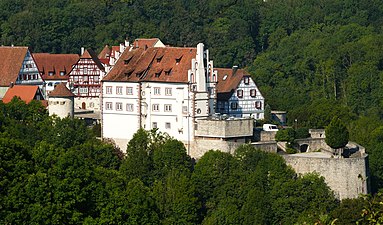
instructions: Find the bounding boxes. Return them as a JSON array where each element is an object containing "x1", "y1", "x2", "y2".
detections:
[{"x1": 325, "y1": 117, "x2": 349, "y2": 150}]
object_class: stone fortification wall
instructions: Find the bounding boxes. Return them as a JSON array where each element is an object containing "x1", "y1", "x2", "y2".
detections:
[
  {"x1": 188, "y1": 138, "x2": 246, "y2": 159},
  {"x1": 195, "y1": 118, "x2": 253, "y2": 138},
  {"x1": 283, "y1": 153, "x2": 369, "y2": 200},
  {"x1": 260, "y1": 131, "x2": 277, "y2": 141},
  {"x1": 251, "y1": 141, "x2": 278, "y2": 153}
]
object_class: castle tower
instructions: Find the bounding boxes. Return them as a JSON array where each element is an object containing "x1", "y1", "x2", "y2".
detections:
[{"x1": 48, "y1": 83, "x2": 75, "y2": 118}]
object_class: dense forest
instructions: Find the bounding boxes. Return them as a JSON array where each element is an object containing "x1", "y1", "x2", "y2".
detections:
[
  {"x1": 3, "y1": 0, "x2": 383, "y2": 223},
  {"x1": 0, "y1": 98, "x2": 382, "y2": 224}
]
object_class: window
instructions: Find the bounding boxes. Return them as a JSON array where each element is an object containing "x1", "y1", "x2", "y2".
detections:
[
  {"x1": 255, "y1": 101, "x2": 262, "y2": 109},
  {"x1": 244, "y1": 77, "x2": 249, "y2": 85},
  {"x1": 154, "y1": 87, "x2": 160, "y2": 95},
  {"x1": 116, "y1": 102, "x2": 123, "y2": 111},
  {"x1": 182, "y1": 106, "x2": 188, "y2": 114},
  {"x1": 60, "y1": 71, "x2": 65, "y2": 76},
  {"x1": 48, "y1": 71, "x2": 54, "y2": 76},
  {"x1": 237, "y1": 90, "x2": 243, "y2": 98},
  {"x1": 164, "y1": 104, "x2": 172, "y2": 112},
  {"x1": 165, "y1": 69, "x2": 172, "y2": 75},
  {"x1": 165, "y1": 122, "x2": 171, "y2": 129},
  {"x1": 231, "y1": 102, "x2": 238, "y2": 110},
  {"x1": 83, "y1": 67, "x2": 87, "y2": 74},
  {"x1": 152, "y1": 122, "x2": 158, "y2": 128},
  {"x1": 165, "y1": 88, "x2": 172, "y2": 96},
  {"x1": 126, "y1": 87, "x2": 133, "y2": 95},
  {"x1": 152, "y1": 104, "x2": 159, "y2": 112},
  {"x1": 106, "y1": 102, "x2": 113, "y2": 110},
  {"x1": 48, "y1": 82, "x2": 53, "y2": 87},
  {"x1": 116, "y1": 86, "x2": 123, "y2": 95},
  {"x1": 106, "y1": 86, "x2": 112, "y2": 94},
  {"x1": 155, "y1": 72, "x2": 161, "y2": 77},
  {"x1": 126, "y1": 103, "x2": 134, "y2": 111},
  {"x1": 250, "y1": 89, "x2": 256, "y2": 97},
  {"x1": 208, "y1": 87, "x2": 215, "y2": 95}
]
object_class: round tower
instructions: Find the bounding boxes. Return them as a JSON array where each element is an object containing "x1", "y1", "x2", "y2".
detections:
[{"x1": 48, "y1": 83, "x2": 75, "y2": 118}]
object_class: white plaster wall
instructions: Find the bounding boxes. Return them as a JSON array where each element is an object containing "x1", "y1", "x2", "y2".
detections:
[
  {"x1": 74, "y1": 97, "x2": 101, "y2": 111},
  {"x1": 48, "y1": 97, "x2": 74, "y2": 118}
]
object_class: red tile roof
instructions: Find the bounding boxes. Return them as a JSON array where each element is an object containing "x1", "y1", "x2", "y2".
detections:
[
  {"x1": 81, "y1": 49, "x2": 105, "y2": 71},
  {"x1": 49, "y1": 83, "x2": 75, "y2": 97},
  {"x1": 103, "y1": 46, "x2": 196, "y2": 83},
  {"x1": 33, "y1": 53, "x2": 79, "y2": 81},
  {"x1": 0, "y1": 46, "x2": 28, "y2": 86},
  {"x1": 98, "y1": 45, "x2": 111, "y2": 59},
  {"x1": 132, "y1": 38, "x2": 161, "y2": 49},
  {"x1": 215, "y1": 68, "x2": 249, "y2": 100},
  {"x1": 2, "y1": 85, "x2": 42, "y2": 103}
]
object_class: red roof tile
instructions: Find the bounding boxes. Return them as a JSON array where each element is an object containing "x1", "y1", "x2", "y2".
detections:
[
  {"x1": 2, "y1": 85, "x2": 42, "y2": 103},
  {"x1": 81, "y1": 49, "x2": 105, "y2": 71},
  {"x1": 33, "y1": 53, "x2": 79, "y2": 81},
  {"x1": 132, "y1": 38, "x2": 162, "y2": 49},
  {"x1": 215, "y1": 68, "x2": 249, "y2": 100},
  {"x1": 49, "y1": 83, "x2": 75, "y2": 97},
  {"x1": 103, "y1": 46, "x2": 196, "y2": 83},
  {"x1": 0, "y1": 46, "x2": 28, "y2": 86},
  {"x1": 98, "y1": 45, "x2": 111, "y2": 59}
]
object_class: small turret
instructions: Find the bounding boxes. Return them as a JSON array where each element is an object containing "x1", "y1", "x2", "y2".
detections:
[{"x1": 48, "y1": 83, "x2": 75, "y2": 118}]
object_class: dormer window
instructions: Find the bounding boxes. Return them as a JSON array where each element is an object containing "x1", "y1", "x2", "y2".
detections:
[
  {"x1": 124, "y1": 55, "x2": 133, "y2": 64},
  {"x1": 60, "y1": 71, "x2": 65, "y2": 76},
  {"x1": 155, "y1": 72, "x2": 161, "y2": 78},
  {"x1": 48, "y1": 71, "x2": 54, "y2": 76},
  {"x1": 156, "y1": 55, "x2": 163, "y2": 63},
  {"x1": 165, "y1": 68, "x2": 172, "y2": 76},
  {"x1": 175, "y1": 55, "x2": 182, "y2": 64}
]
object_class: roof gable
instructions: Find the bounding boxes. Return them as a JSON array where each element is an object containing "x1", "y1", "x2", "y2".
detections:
[
  {"x1": 216, "y1": 68, "x2": 249, "y2": 98},
  {"x1": 80, "y1": 49, "x2": 105, "y2": 71},
  {"x1": 0, "y1": 46, "x2": 29, "y2": 86},
  {"x1": 49, "y1": 83, "x2": 75, "y2": 97}
]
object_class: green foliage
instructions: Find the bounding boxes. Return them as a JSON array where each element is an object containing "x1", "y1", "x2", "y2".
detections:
[
  {"x1": 325, "y1": 117, "x2": 349, "y2": 149},
  {"x1": 275, "y1": 128, "x2": 296, "y2": 143},
  {"x1": 295, "y1": 127, "x2": 310, "y2": 139}
]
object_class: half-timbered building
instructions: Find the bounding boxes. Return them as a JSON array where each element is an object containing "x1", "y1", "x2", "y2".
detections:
[
  {"x1": 68, "y1": 49, "x2": 105, "y2": 110},
  {"x1": 0, "y1": 46, "x2": 44, "y2": 98},
  {"x1": 215, "y1": 67, "x2": 265, "y2": 119}
]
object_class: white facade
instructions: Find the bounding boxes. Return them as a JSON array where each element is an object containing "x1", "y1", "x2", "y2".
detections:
[
  {"x1": 217, "y1": 76, "x2": 264, "y2": 119},
  {"x1": 15, "y1": 50, "x2": 45, "y2": 97},
  {"x1": 48, "y1": 96, "x2": 74, "y2": 118}
]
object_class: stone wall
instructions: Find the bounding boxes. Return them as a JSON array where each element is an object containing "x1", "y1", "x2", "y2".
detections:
[
  {"x1": 188, "y1": 137, "x2": 246, "y2": 159},
  {"x1": 283, "y1": 153, "x2": 369, "y2": 200},
  {"x1": 251, "y1": 141, "x2": 278, "y2": 153},
  {"x1": 195, "y1": 118, "x2": 253, "y2": 138},
  {"x1": 260, "y1": 131, "x2": 277, "y2": 141}
]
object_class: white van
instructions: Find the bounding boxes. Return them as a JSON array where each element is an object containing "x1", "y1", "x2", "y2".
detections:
[{"x1": 263, "y1": 124, "x2": 279, "y2": 131}]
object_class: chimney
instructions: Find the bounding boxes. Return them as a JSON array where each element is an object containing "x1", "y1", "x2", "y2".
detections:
[
  {"x1": 81, "y1": 47, "x2": 85, "y2": 55},
  {"x1": 232, "y1": 65, "x2": 238, "y2": 76},
  {"x1": 125, "y1": 39, "x2": 129, "y2": 47}
]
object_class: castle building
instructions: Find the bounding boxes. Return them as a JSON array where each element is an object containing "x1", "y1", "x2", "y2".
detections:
[
  {"x1": 0, "y1": 46, "x2": 44, "y2": 98},
  {"x1": 33, "y1": 53, "x2": 79, "y2": 96},
  {"x1": 67, "y1": 49, "x2": 106, "y2": 111},
  {"x1": 48, "y1": 83, "x2": 75, "y2": 118}
]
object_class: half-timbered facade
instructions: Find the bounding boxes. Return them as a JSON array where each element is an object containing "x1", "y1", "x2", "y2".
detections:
[
  {"x1": 0, "y1": 46, "x2": 44, "y2": 98},
  {"x1": 216, "y1": 67, "x2": 265, "y2": 119},
  {"x1": 68, "y1": 49, "x2": 105, "y2": 110}
]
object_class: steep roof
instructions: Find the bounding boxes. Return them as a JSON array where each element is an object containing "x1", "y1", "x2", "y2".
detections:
[
  {"x1": 103, "y1": 46, "x2": 196, "y2": 83},
  {"x1": 81, "y1": 49, "x2": 105, "y2": 71},
  {"x1": 49, "y1": 83, "x2": 75, "y2": 97},
  {"x1": 2, "y1": 85, "x2": 41, "y2": 103},
  {"x1": 33, "y1": 53, "x2": 79, "y2": 80},
  {"x1": 215, "y1": 68, "x2": 249, "y2": 100},
  {"x1": 132, "y1": 38, "x2": 163, "y2": 49},
  {"x1": 0, "y1": 46, "x2": 28, "y2": 86},
  {"x1": 98, "y1": 45, "x2": 111, "y2": 59}
]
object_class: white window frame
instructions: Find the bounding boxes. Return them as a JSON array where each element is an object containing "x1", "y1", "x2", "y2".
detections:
[
  {"x1": 126, "y1": 103, "x2": 134, "y2": 112},
  {"x1": 250, "y1": 89, "x2": 256, "y2": 97},
  {"x1": 116, "y1": 102, "x2": 123, "y2": 111},
  {"x1": 165, "y1": 88, "x2": 172, "y2": 96},
  {"x1": 126, "y1": 87, "x2": 133, "y2": 95},
  {"x1": 106, "y1": 86, "x2": 112, "y2": 94},
  {"x1": 164, "y1": 104, "x2": 172, "y2": 112},
  {"x1": 116, "y1": 86, "x2": 123, "y2": 95},
  {"x1": 152, "y1": 104, "x2": 160, "y2": 112},
  {"x1": 237, "y1": 90, "x2": 243, "y2": 98},
  {"x1": 244, "y1": 77, "x2": 249, "y2": 85},
  {"x1": 106, "y1": 102, "x2": 113, "y2": 110},
  {"x1": 154, "y1": 87, "x2": 161, "y2": 95}
]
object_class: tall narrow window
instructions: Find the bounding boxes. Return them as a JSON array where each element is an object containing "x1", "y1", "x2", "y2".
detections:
[
  {"x1": 250, "y1": 89, "x2": 256, "y2": 97},
  {"x1": 255, "y1": 101, "x2": 262, "y2": 109},
  {"x1": 152, "y1": 104, "x2": 159, "y2": 112},
  {"x1": 165, "y1": 88, "x2": 172, "y2": 96},
  {"x1": 106, "y1": 102, "x2": 113, "y2": 110},
  {"x1": 244, "y1": 77, "x2": 249, "y2": 85},
  {"x1": 116, "y1": 102, "x2": 123, "y2": 111},
  {"x1": 164, "y1": 104, "x2": 172, "y2": 112},
  {"x1": 126, "y1": 103, "x2": 134, "y2": 112},
  {"x1": 106, "y1": 86, "x2": 112, "y2": 94},
  {"x1": 237, "y1": 90, "x2": 243, "y2": 98},
  {"x1": 154, "y1": 87, "x2": 160, "y2": 95},
  {"x1": 116, "y1": 86, "x2": 123, "y2": 95},
  {"x1": 231, "y1": 102, "x2": 238, "y2": 110}
]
